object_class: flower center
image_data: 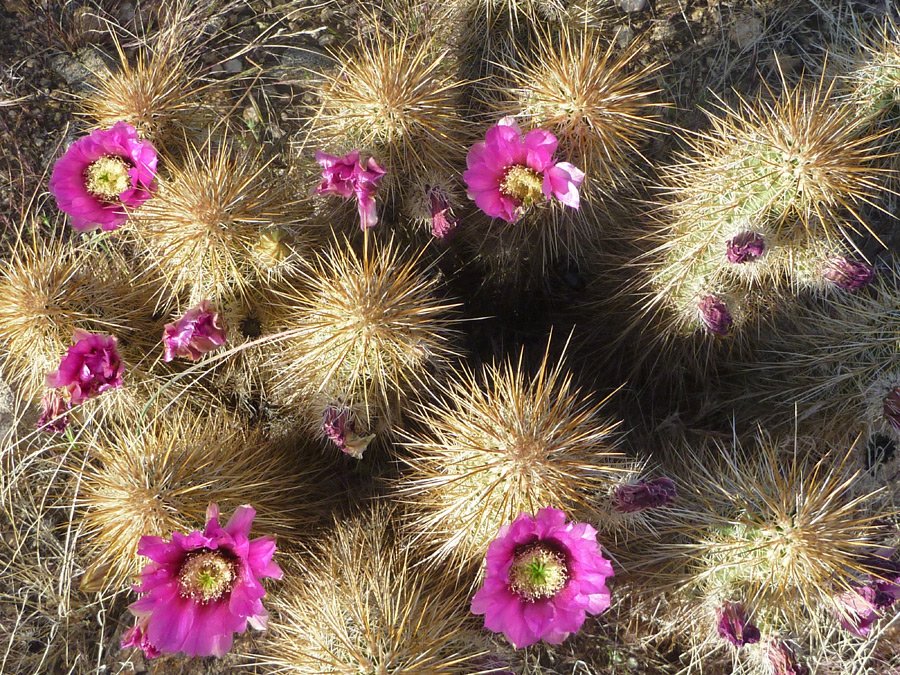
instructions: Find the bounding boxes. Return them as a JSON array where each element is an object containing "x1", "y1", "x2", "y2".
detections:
[
  {"x1": 508, "y1": 543, "x2": 568, "y2": 601},
  {"x1": 178, "y1": 549, "x2": 237, "y2": 603},
  {"x1": 85, "y1": 155, "x2": 132, "y2": 200},
  {"x1": 500, "y1": 165, "x2": 544, "y2": 206}
]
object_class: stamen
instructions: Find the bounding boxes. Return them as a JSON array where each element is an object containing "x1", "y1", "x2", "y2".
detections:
[
  {"x1": 178, "y1": 550, "x2": 237, "y2": 603},
  {"x1": 84, "y1": 155, "x2": 132, "y2": 200},
  {"x1": 508, "y1": 543, "x2": 568, "y2": 601},
  {"x1": 500, "y1": 165, "x2": 545, "y2": 207}
]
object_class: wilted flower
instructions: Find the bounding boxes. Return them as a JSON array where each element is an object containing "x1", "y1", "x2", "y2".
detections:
[
  {"x1": 463, "y1": 117, "x2": 584, "y2": 223},
  {"x1": 49, "y1": 121, "x2": 157, "y2": 231},
  {"x1": 322, "y1": 406, "x2": 375, "y2": 459},
  {"x1": 767, "y1": 641, "x2": 808, "y2": 675},
  {"x1": 823, "y1": 256, "x2": 875, "y2": 290},
  {"x1": 614, "y1": 477, "x2": 676, "y2": 513},
  {"x1": 860, "y1": 551, "x2": 900, "y2": 607},
  {"x1": 883, "y1": 387, "x2": 900, "y2": 432},
  {"x1": 36, "y1": 389, "x2": 70, "y2": 433},
  {"x1": 46, "y1": 329, "x2": 124, "y2": 405},
  {"x1": 717, "y1": 602, "x2": 761, "y2": 646},
  {"x1": 162, "y1": 300, "x2": 227, "y2": 362},
  {"x1": 315, "y1": 149, "x2": 386, "y2": 230},
  {"x1": 122, "y1": 503, "x2": 282, "y2": 659},
  {"x1": 470, "y1": 506, "x2": 613, "y2": 649},
  {"x1": 834, "y1": 586, "x2": 880, "y2": 637},
  {"x1": 726, "y1": 231, "x2": 766, "y2": 263},
  {"x1": 698, "y1": 295, "x2": 734, "y2": 336},
  {"x1": 428, "y1": 186, "x2": 459, "y2": 240}
]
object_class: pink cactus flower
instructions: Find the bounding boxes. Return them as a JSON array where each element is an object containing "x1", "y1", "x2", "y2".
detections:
[
  {"x1": 122, "y1": 503, "x2": 282, "y2": 659},
  {"x1": 428, "y1": 186, "x2": 459, "y2": 240},
  {"x1": 36, "y1": 390, "x2": 71, "y2": 433},
  {"x1": 322, "y1": 405, "x2": 375, "y2": 459},
  {"x1": 463, "y1": 117, "x2": 584, "y2": 223},
  {"x1": 315, "y1": 150, "x2": 386, "y2": 230},
  {"x1": 162, "y1": 300, "x2": 227, "y2": 362},
  {"x1": 470, "y1": 506, "x2": 613, "y2": 649},
  {"x1": 726, "y1": 231, "x2": 766, "y2": 263},
  {"x1": 45, "y1": 330, "x2": 124, "y2": 406},
  {"x1": 49, "y1": 121, "x2": 157, "y2": 231},
  {"x1": 717, "y1": 602, "x2": 761, "y2": 646},
  {"x1": 698, "y1": 295, "x2": 734, "y2": 336},
  {"x1": 614, "y1": 477, "x2": 677, "y2": 513},
  {"x1": 823, "y1": 256, "x2": 875, "y2": 290}
]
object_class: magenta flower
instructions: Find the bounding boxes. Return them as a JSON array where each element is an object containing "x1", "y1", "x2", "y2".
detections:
[
  {"x1": 470, "y1": 507, "x2": 613, "y2": 649},
  {"x1": 45, "y1": 330, "x2": 124, "y2": 406},
  {"x1": 315, "y1": 150, "x2": 386, "y2": 230},
  {"x1": 122, "y1": 503, "x2": 282, "y2": 659},
  {"x1": 698, "y1": 295, "x2": 733, "y2": 336},
  {"x1": 614, "y1": 478, "x2": 677, "y2": 513},
  {"x1": 428, "y1": 186, "x2": 459, "y2": 240},
  {"x1": 463, "y1": 117, "x2": 585, "y2": 223},
  {"x1": 823, "y1": 256, "x2": 875, "y2": 290},
  {"x1": 726, "y1": 231, "x2": 766, "y2": 263},
  {"x1": 49, "y1": 121, "x2": 157, "y2": 232},
  {"x1": 717, "y1": 602, "x2": 761, "y2": 646},
  {"x1": 36, "y1": 390, "x2": 70, "y2": 433},
  {"x1": 322, "y1": 405, "x2": 375, "y2": 459},
  {"x1": 162, "y1": 300, "x2": 227, "y2": 362}
]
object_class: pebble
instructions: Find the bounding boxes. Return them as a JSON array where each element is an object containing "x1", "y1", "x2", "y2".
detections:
[
  {"x1": 730, "y1": 13, "x2": 763, "y2": 49},
  {"x1": 618, "y1": 0, "x2": 647, "y2": 12},
  {"x1": 224, "y1": 58, "x2": 243, "y2": 74}
]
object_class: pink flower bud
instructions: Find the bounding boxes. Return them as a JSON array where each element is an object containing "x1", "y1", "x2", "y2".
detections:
[
  {"x1": 717, "y1": 603, "x2": 760, "y2": 646},
  {"x1": 322, "y1": 406, "x2": 375, "y2": 459},
  {"x1": 46, "y1": 330, "x2": 124, "y2": 405},
  {"x1": 614, "y1": 477, "x2": 677, "y2": 513},
  {"x1": 121, "y1": 616, "x2": 160, "y2": 659},
  {"x1": 726, "y1": 231, "x2": 765, "y2": 263},
  {"x1": 698, "y1": 295, "x2": 733, "y2": 336},
  {"x1": 834, "y1": 586, "x2": 880, "y2": 637},
  {"x1": 428, "y1": 187, "x2": 459, "y2": 240},
  {"x1": 823, "y1": 257, "x2": 875, "y2": 290},
  {"x1": 162, "y1": 300, "x2": 227, "y2": 362}
]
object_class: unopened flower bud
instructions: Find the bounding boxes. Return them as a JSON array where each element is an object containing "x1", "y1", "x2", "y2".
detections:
[
  {"x1": 823, "y1": 257, "x2": 874, "y2": 290},
  {"x1": 726, "y1": 231, "x2": 765, "y2": 263},
  {"x1": 717, "y1": 602, "x2": 760, "y2": 646},
  {"x1": 614, "y1": 477, "x2": 677, "y2": 513},
  {"x1": 698, "y1": 295, "x2": 733, "y2": 336}
]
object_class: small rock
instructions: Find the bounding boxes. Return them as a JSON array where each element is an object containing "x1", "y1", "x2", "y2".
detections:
[
  {"x1": 730, "y1": 13, "x2": 763, "y2": 49},
  {"x1": 224, "y1": 58, "x2": 243, "y2": 74},
  {"x1": 271, "y1": 49, "x2": 335, "y2": 82},
  {"x1": 614, "y1": 25, "x2": 635, "y2": 49},
  {"x1": 618, "y1": 0, "x2": 648, "y2": 12},
  {"x1": 118, "y1": 1, "x2": 135, "y2": 22}
]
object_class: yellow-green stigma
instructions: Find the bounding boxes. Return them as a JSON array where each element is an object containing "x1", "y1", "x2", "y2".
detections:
[
  {"x1": 178, "y1": 550, "x2": 237, "y2": 603},
  {"x1": 85, "y1": 155, "x2": 132, "y2": 200},
  {"x1": 500, "y1": 165, "x2": 545, "y2": 206},
  {"x1": 508, "y1": 544, "x2": 568, "y2": 601}
]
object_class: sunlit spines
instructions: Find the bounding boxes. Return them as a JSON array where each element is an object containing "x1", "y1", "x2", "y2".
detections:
[
  {"x1": 269, "y1": 236, "x2": 460, "y2": 438},
  {"x1": 646, "y1": 435, "x2": 889, "y2": 644},
  {"x1": 500, "y1": 27, "x2": 663, "y2": 207},
  {"x1": 75, "y1": 408, "x2": 331, "y2": 591},
  {"x1": 260, "y1": 505, "x2": 496, "y2": 675},
  {"x1": 397, "y1": 341, "x2": 624, "y2": 571},
  {"x1": 311, "y1": 29, "x2": 470, "y2": 201},
  {"x1": 0, "y1": 230, "x2": 145, "y2": 401},
  {"x1": 132, "y1": 139, "x2": 314, "y2": 309}
]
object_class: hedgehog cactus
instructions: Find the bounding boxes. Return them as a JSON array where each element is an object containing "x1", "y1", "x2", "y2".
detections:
[{"x1": 644, "y1": 76, "x2": 890, "y2": 341}]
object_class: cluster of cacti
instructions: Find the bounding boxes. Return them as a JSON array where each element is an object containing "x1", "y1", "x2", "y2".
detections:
[{"x1": 3, "y1": 2, "x2": 900, "y2": 675}]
